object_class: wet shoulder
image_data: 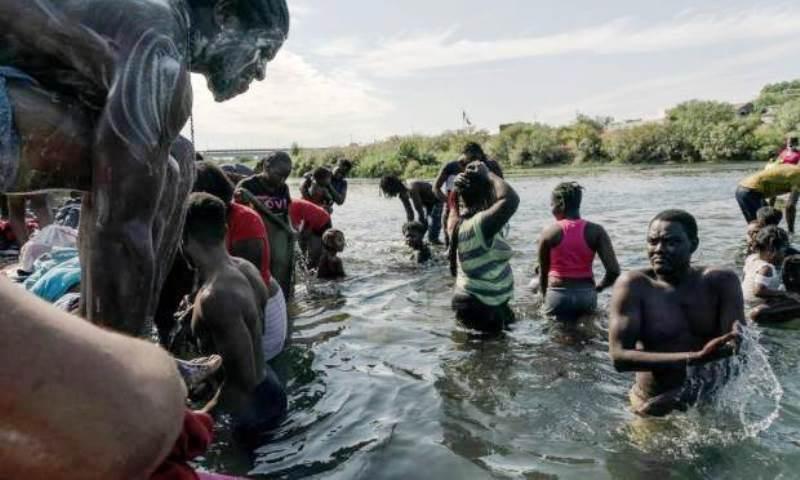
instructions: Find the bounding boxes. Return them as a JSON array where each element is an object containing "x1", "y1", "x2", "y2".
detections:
[
  {"x1": 615, "y1": 269, "x2": 656, "y2": 290},
  {"x1": 698, "y1": 266, "x2": 741, "y2": 290}
]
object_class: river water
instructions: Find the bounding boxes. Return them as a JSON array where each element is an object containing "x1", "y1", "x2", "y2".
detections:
[{"x1": 202, "y1": 166, "x2": 800, "y2": 479}]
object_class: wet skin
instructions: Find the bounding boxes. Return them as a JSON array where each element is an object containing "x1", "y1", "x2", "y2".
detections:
[
  {"x1": 0, "y1": 0, "x2": 288, "y2": 335},
  {"x1": 609, "y1": 220, "x2": 744, "y2": 413}
]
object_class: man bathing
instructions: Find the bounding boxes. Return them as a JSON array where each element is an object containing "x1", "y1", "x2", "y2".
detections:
[
  {"x1": 182, "y1": 193, "x2": 286, "y2": 440},
  {"x1": 609, "y1": 209, "x2": 743, "y2": 416},
  {"x1": 404, "y1": 221, "x2": 432, "y2": 264},
  {"x1": 380, "y1": 175, "x2": 443, "y2": 245}
]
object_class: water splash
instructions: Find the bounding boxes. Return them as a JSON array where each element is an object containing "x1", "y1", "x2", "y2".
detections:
[{"x1": 621, "y1": 324, "x2": 783, "y2": 458}]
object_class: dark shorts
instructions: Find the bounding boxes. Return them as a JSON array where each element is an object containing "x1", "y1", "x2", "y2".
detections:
[
  {"x1": 452, "y1": 293, "x2": 514, "y2": 332},
  {"x1": 233, "y1": 365, "x2": 288, "y2": 445},
  {"x1": 735, "y1": 186, "x2": 766, "y2": 224},
  {"x1": 544, "y1": 286, "x2": 597, "y2": 321}
]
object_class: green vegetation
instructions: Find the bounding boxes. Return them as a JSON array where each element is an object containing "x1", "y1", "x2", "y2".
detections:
[{"x1": 285, "y1": 78, "x2": 800, "y2": 178}]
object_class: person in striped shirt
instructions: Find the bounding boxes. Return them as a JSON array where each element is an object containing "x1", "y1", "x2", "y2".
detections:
[{"x1": 449, "y1": 161, "x2": 519, "y2": 332}]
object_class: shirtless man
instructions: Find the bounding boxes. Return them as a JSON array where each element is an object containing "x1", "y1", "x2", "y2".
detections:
[
  {"x1": 380, "y1": 175, "x2": 443, "y2": 244},
  {"x1": 182, "y1": 193, "x2": 286, "y2": 441},
  {"x1": 0, "y1": 0, "x2": 289, "y2": 335},
  {"x1": 609, "y1": 209, "x2": 743, "y2": 416}
]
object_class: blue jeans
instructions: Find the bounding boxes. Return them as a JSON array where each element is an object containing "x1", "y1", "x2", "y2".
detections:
[
  {"x1": 427, "y1": 201, "x2": 443, "y2": 243},
  {"x1": 544, "y1": 286, "x2": 597, "y2": 321}
]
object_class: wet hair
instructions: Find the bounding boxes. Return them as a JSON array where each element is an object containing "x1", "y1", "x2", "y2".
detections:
[
  {"x1": 262, "y1": 151, "x2": 292, "y2": 172},
  {"x1": 193, "y1": 0, "x2": 289, "y2": 33},
  {"x1": 756, "y1": 206, "x2": 783, "y2": 227},
  {"x1": 184, "y1": 192, "x2": 227, "y2": 246},
  {"x1": 649, "y1": 209, "x2": 698, "y2": 244},
  {"x1": 462, "y1": 142, "x2": 487, "y2": 161},
  {"x1": 379, "y1": 175, "x2": 407, "y2": 197},
  {"x1": 322, "y1": 228, "x2": 345, "y2": 252},
  {"x1": 337, "y1": 158, "x2": 353, "y2": 172},
  {"x1": 313, "y1": 166, "x2": 333, "y2": 183},
  {"x1": 454, "y1": 170, "x2": 492, "y2": 215},
  {"x1": 552, "y1": 182, "x2": 583, "y2": 213},
  {"x1": 194, "y1": 161, "x2": 235, "y2": 204},
  {"x1": 403, "y1": 221, "x2": 426, "y2": 237},
  {"x1": 754, "y1": 226, "x2": 789, "y2": 253}
]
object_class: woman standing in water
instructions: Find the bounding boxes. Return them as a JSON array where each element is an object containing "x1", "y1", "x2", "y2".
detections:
[
  {"x1": 450, "y1": 161, "x2": 519, "y2": 332},
  {"x1": 537, "y1": 182, "x2": 620, "y2": 321}
]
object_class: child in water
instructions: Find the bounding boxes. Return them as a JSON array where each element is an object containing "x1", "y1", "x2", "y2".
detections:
[
  {"x1": 403, "y1": 221, "x2": 431, "y2": 264},
  {"x1": 317, "y1": 229, "x2": 346, "y2": 279},
  {"x1": 747, "y1": 207, "x2": 783, "y2": 254},
  {"x1": 742, "y1": 225, "x2": 800, "y2": 323}
]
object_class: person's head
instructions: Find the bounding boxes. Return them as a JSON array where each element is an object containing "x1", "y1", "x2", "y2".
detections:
[
  {"x1": 195, "y1": 152, "x2": 205, "y2": 162},
  {"x1": 333, "y1": 159, "x2": 353, "y2": 179},
  {"x1": 462, "y1": 142, "x2": 488, "y2": 163},
  {"x1": 312, "y1": 166, "x2": 333, "y2": 187},
  {"x1": 551, "y1": 182, "x2": 584, "y2": 219},
  {"x1": 756, "y1": 206, "x2": 783, "y2": 227},
  {"x1": 379, "y1": 175, "x2": 407, "y2": 197},
  {"x1": 788, "y1": 135, "x2": 799, "y2": 150},
  {"x1": 261, "y1": 151, "x2": 292, "y2": 188},
  {"x1": 182, "y1": 193, "x2": 228, "y2": 263},
  {"x1": 193, "y1": 161, "x2": 235, "y2": 204},
  {"x1": 189, "y1": 0, "x2": 290, "y2": 102},
  {"x1": 322, "y1": 228, "x2": 345, "y2": 253},
  {"x1": 647, "y1": 209, "x2": 699, "y2": 280},
  {"x1": 456, "y1": 154, "x2": 469, "y2": 168},
  {"x1": 403, "y1": 221, "x2": 426, "y2": 250},
  {"x1": 454, "y1": 161, "x2": 493, "y2": 216},
  {"x1": 754, "y1": 225, "x2": 789, "y2": 266}
]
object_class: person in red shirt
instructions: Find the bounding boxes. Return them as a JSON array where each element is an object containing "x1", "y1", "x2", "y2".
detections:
[
  {"x1": 779, "y1": 136, "x2": 800, "y2": 165},
  {"x1": 194, "y1": 162, "x2": 270, "y2": 285},
  {"x1": 289, "y1": 198, "x2": 332, "y2": 269}
]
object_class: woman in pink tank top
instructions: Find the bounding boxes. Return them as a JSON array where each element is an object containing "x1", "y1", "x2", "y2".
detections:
[{"x1": 536, "y1": 182, "x2": 620, "y2": 321}]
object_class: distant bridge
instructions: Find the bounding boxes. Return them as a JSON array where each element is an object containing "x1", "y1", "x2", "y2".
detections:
[{"x1": 199, "y1": 147, "x2": 329, "y2": 160}]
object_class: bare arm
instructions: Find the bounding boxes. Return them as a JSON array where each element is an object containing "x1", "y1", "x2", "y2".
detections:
[
  {"x1": 593, "y1": 225, "x2": 621, "y2": 292},
  {"x1": 399, "y1": 191, "x2": 415, "y2": 222},
  {"x1": 537, "y1": 231, "x2": 552, "y2": 296},
  {"x1": 230, "y1": 238, "x2": 264, "y2": 272},
  {"x1": 479, "y1": 172, "x2": 520, "y2": 241},
  {"x1": 0, "y1": 279, "x2": 186, "y2": 480},
  {"x1": 713, "y1": 269, "x2": 746, "y2": 332},
  {"x1": 433, "y1": 165, "x2": 449, "y2": 202},
  {"x1": 299, "y1": 175, "x2": 313, "y2": 201}
]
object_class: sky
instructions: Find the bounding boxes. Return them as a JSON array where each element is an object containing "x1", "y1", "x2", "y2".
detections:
[{"x1": 187, "y1": 0, "x2": 800, "y2": 149}]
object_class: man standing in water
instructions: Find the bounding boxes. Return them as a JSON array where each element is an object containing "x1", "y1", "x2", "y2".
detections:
[
  {"x1": 609, "y1": 209, "x2": 743, "y2": 416},
  {"x1": 183, "y1": 193, "x2": 286, "y2": 442}
]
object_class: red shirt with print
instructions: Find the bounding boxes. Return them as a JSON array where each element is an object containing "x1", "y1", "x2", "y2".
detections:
[{"x1": 226, "y1": 202, "x2": 271, "y2": 284}]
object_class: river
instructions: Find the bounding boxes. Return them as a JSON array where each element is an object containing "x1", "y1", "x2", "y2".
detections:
[{"x1": 201, "y1": 166, "x2": 799, "y2": 479}]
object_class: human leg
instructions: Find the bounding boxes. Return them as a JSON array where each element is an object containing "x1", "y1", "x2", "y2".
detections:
[
  {"x1": 428, "y1": 201, "x2": 443, "y2": 244},
  {"x1": 735, "y1": 186, "x2": 765, "y2": 224}
]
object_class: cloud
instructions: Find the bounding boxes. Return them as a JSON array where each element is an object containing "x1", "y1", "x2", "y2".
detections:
[
  {"x1": 537, "y1": 41, "x2": 800, "y2": 124},
  {"x1": 332, "y1": 6, "x2": 800, "y2": 77},
  {"x1": 187, "y1": 51, "x2": 393, "y2": 149}
]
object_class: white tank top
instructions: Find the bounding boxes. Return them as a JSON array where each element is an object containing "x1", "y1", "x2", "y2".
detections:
[{"x1": 742, "y1": 254, "x2": 783, "y2": 306}]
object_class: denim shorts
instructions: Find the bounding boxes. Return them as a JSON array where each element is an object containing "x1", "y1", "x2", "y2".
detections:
[{"x1": 544, "y1": 286, "x2": 597, "y2": 321}]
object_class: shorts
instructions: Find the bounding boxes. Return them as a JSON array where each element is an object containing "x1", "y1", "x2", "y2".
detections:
[
  {"x1": 263, "y1": 279, "x2": 288, "y2": 362},
  {"x1": 543, "y1": 286, "x2": 597, "y2": 321},
  {"x1": 451, "y1": 292, "x2": 514, "y2": 332},
  {"x1": 233, "y1": 365, "x2": 288, "y2": 445},
  {"x1": 735, "y1": 186, "x2": 766, "y2": 224}
]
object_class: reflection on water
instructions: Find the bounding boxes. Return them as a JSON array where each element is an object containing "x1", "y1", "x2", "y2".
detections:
[{"x1": 201, "y1": 168, "x2": 800, "y2": 479}]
